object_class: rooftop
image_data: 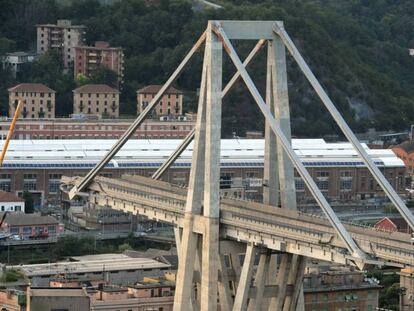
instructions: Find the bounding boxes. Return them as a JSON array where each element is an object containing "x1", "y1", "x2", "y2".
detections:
[
  {"x1": 75, "y1": 41, "x2": 122, "y2": 50},
  {"x1": 30, "y1": 287, "x2": 88, "y2": 297},
  {"x1": 8, "y1": 83, "x2": 55, "y2": 93},
  {"x1": 36, "y1": 20, "x2": 86, "y2": 29},
  {"x1": 394, "y1": 140, "x2": 414, "y2": 154},
  {"x1": 0, "y1": 118, "x2": 194, "y2": 124},
  {"x1": 0, "y1": 139, "x2": 404, "y2": 169},
  {"x1": 0, "y1": 213, "x2": 58, "y2": 226},
  {"x1": 0, "y1": 191, "x2": 24, "y2": 203},
  {"x1": 5, "y1": 51, "x2": 36, "y2": 57},
  {"x1": 137, "y1": 85, "x2": 182, "y2": 94},
  {"x1": 13, "y1": 253, "x2": 170, "y2": 277},
  {"x1": 73, "y1": 84, "x2": 119, "y2": 94}
]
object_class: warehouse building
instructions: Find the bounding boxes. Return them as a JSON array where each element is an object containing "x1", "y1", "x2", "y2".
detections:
[
  {"x1": 0, "y1": 139, "x2": 406, "y2": 208},
  {"x1": 12, "y1": 253, "x2": 171, "y2": 287}
]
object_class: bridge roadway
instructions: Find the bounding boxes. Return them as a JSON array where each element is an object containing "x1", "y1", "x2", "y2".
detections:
[{"x1": 64, "y1": 175, "x2": 414, "y2": 268}]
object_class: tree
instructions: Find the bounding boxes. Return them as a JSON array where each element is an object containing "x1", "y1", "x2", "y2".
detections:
[
  {"x1": 23, "y1": 191, "x2": 34, "y2": 214},
  {"x1": 89, "y1": 65, "x2": 119, "y2": 89}
]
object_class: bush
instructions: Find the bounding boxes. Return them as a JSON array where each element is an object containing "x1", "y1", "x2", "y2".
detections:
[{"x1": 0, "y1": 269, "x2": 24, "y2": 283}]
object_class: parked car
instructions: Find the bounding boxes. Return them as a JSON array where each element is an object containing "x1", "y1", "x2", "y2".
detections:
[
  {"x1": 10, "y1": 234, "x2": 24, "y2": 241},
  {"x1": 29, "y1": 231, "x2": 49, "y2": 240}
]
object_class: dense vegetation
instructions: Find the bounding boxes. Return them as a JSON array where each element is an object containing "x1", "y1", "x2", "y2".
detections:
[{"x1": 1, "y1": 0, "x2": 414, "y2": 137}]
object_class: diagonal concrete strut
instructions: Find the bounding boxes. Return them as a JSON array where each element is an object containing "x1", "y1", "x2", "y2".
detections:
[{"x1": 212, "y1": 21, "x2": 366, "y2": 262}]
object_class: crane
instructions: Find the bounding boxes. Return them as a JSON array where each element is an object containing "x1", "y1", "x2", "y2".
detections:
[{"x1": 0, "y1": 98, "x2": 23, "y2": 166}]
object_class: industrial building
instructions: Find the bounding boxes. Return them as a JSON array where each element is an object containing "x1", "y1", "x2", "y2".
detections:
[
  {"x1": 0, "y1": 117, "x2": 196, "y2": 140},
  {"x1": 0, "y1": 139, "x2": 405, "y2": 208},
  {"x1": 13, "y1": 253, "x2": 171, "y2": 287}
]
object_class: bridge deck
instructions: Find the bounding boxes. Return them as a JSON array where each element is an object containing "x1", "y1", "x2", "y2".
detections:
[{"x1": 65, "y1": 175, "x2": 414, "y2": 268}]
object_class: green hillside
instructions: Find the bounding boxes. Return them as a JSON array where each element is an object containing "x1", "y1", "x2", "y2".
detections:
[{"x1": 1, "y1": 0, "x2": 414, "y2": 137}]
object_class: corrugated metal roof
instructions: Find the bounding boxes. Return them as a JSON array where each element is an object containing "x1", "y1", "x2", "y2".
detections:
[{"x1": 0, "y1": 139, "x2": 404, "y2": 168}]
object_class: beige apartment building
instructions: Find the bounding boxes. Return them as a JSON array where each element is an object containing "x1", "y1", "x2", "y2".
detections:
[
  {"x1": 137, "y1": 85, "x2": 183, "y2": 118},
  {"x1": 36, "y1": 19, "x2": 86, "y2": 69},
  {"x1": 8, "y1": 83, "x2": 56, "y2": 119},
  {"x1": 73, "y1": 84, "x2": 120, "y2": 118}
]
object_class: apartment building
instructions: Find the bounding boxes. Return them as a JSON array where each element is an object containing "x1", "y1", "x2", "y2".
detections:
[
  {"x1": 36, "y1": 19, "x2": 86, "y2": 69},
  {"x1": 8, "y1": 83, "x2": 56, "y2": 119},
  {"x1": 0, "y1": 117, "x2": 195, "y2": 140},
  {"x1": 137, "y1": 85, "x2": 183, "y2": 117},
  {"x1": 73, "y1": 84, "x2": 120, "y2": 118},
  {"x1": 74, "y1": 41, "x2": 124, "y2": 84},
  {"x1": 2, "y1": 51, "x2": 36, "y2": 78},
  {"x1": 303, "y1": 264, "x2": 381, "y2": 311}
]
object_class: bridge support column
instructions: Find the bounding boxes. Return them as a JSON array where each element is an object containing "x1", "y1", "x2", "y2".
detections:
[
  {"x1": 233, "y1": 244, "x2": 255, "y2": 311},
  {"x1": 247, "y1": 249, "x2": 271, "y2": 311},
  {"x1": 218, "y1": 253, "x2": 233, "y2": 311},
  {"x1": 265, "y1": 33, "x2": 306, "y2": 311},
  {"x1": 174, "y1": 22, "x2": 222, "y2": 311}
]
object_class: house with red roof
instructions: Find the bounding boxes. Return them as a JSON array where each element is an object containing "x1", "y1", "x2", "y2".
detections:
[{"x1": 374, "y1": 217, "x2": 411, "y2": 234}]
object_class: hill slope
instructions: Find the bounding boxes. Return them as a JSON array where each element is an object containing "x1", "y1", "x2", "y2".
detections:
[{"x1": 1, "y1": 0, "x2": 414, "y2": 137}]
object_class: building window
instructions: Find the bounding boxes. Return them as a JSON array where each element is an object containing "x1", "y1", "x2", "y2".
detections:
[
  {"x1": 316, "y1": 180, "x2": 329, "y2": 190},
  {"x1": 0, "y1": 181, "x2": 11, "y2": 192},
  {"x1": 48, "y1": 226, "x2": 56, "y2": 234},
  {"x1": 295, "y1": 178, "x2": 305, "y2": 191},
  {"x1": 22, "y1": 227, "x2": 31, "y2": 236},
  {"x1": 340, "y1": 180, "x2": 352, "y2": 190},
  {"x1": 24, "y1": 180, "x2": 37, "y2": 191},
  {"x1": 48, "y1": 181, "x2": 60, "y2": 193},
  {"x1": 24, "y1": 173, "x2": 37, "y2": 191},
  {"x1": 316, "y1": 171, "x2": 329, "y2": 177},
  {"x1": 0, "y1": 174, "x2": 11, "y2": 192}
]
